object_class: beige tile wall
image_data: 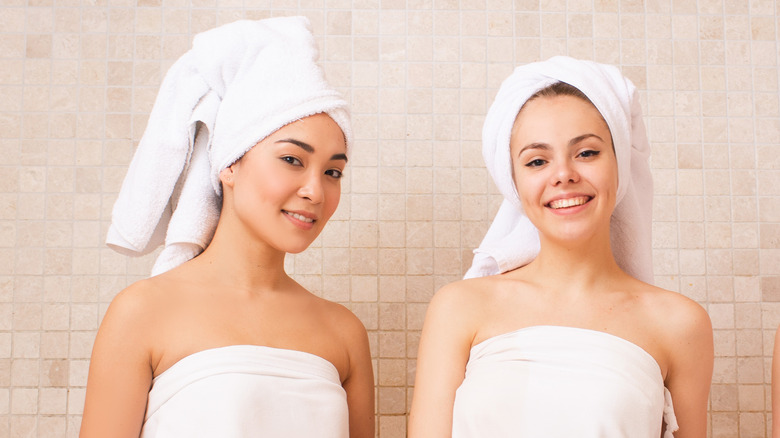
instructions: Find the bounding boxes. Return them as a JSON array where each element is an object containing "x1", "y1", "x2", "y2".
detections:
[{"x1": 1, "y1": 0, "x2": 778, "y2": 437}]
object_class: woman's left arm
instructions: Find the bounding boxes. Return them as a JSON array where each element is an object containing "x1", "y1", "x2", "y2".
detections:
[
  {"x1": 341, "y1": 314, "x2": 375, "y2": 438},
  {"x1": 663, "y1": 301, "x2": 714, "y2": 438}
]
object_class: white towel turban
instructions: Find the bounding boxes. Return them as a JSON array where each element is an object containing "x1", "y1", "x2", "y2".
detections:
[
  {"x1": 465, "y1": 56, "x2": 654, "y2": 283},
  {"x1": 106, "y1": 16, "x2": 352, "y2": 276}
]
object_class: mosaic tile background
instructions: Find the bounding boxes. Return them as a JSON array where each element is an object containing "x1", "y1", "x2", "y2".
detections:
[{"x1": 1, "y1": 0, "x2": 779, "y2": 436}]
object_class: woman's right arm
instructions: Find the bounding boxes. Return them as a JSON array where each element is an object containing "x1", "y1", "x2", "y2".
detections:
[
  {"x1": 80, "y1": 286, "x2": 154, "y2": 438},
  {"x1": 408, "y1": 283, "x2": 477, "y2": 438}
]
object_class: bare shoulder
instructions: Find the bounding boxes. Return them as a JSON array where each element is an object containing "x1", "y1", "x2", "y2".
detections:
[
  {"x1": 89, "y1": 277, "x2": 174, "y2": 374},
  {"x1": 640, "y1": 284, "x2": 711, "y2": 332},
  {"x1": 430, "y1": 275, "x2": 500, "y2": 313},
  {"x1": 427, "y1": 279, "x2": 475, "y2": 323},
  {"x1": 103, "y1": 278, "x2": 162, "y2": 330},
  {"x1": 315, "y1": 295, "x2": 369, "y2": 343},
  {"x1": 98, "y1": 275, "x2": 183, "y2": 349},
  {"x1": 423, "y1": 276, "x2": 506, "y2": 343},
  {"x1": 635, "y1": 283, "x2": 713, "y2": 359},
  {"x1": 305, "y1": 295, "x2": 372, "y2": 384},
  {"x1": 433, "y1": 274, "x2": 525, "y2": 317}
]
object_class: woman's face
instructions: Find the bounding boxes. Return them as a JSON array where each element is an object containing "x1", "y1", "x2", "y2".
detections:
[
  {"x1": 222, "y1": 112, "x2": 347, "y2": 254},
  {"x1": 510, "y1": 95, "x2": 618, "y2": 244}
]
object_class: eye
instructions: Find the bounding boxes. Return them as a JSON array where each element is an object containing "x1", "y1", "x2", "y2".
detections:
[
  {"x1": 325, "y1": 169, "x2": 343, "y2": 179},
  {"x1": 281, "y1": 156, "x2": 302, "y2": 166},
  {"x1": 524, "y1": 158, "x2": 547, "y2": 168},
  {"x1": 578, "y1": 150, "x2": 600, "y2": 159}
]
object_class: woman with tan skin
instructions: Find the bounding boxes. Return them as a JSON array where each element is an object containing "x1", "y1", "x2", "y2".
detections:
[
  {"x1": 80, "y1": 18, "x2": 373, "y2": 438},
  {"x1": 409, "y1": 57, "x2": 713, "y2": 438}
]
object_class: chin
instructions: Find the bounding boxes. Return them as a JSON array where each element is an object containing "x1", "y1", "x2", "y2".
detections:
[
  {"x1": 281, "y1": 241, "x2": 315, "y2": 254},
  {"x1": 551, "y1": 226, "x2": 605, "y2": 243},
  {"x1": 280, "y1": 234, "x2": 322, "y2": 254}
]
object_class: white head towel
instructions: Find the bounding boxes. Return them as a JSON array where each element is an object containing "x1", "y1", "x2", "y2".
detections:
[
  {"x1": 464, "y1": 56, "x2": 654, "y2": 283},
  {"x1": 106, "y1": 16, "x2": 352, "y2": 276}
]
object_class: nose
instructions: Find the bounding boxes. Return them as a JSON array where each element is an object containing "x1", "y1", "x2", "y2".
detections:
[
  {"x1": 297, "y1": 171, "x2": 324, "y2": 204},
  {"x1": 551, "y1": 158, "x2": 580, "y2": 186}
]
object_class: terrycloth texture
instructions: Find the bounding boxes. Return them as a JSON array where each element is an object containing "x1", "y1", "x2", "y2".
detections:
[
  {"x1": 452, "y1": 326, "x2": 678, "y2": 438},
  {"x1": 106, "y1": 16, "x2": 352, "y2": 276},
  {"x1": 464, "y1": 56, "x2": 653, "y2": 283},
  {"x1": 140, "y1": 345, "x2": 348, "y2": 437}
]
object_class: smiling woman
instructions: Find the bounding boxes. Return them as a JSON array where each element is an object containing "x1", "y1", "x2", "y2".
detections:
[
  {"x1": 408, "y1": 57, "x2": 713, "y2": 438},
  {"x1": 79, "y1": 17, "x2": 374, "y2": 438}
]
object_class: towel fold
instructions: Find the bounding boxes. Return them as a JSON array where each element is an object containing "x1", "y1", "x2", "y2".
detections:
[
  {"x1": 106, "y1": 17, "x2": 352, "y2": 276},
  {"x1": 464, "y1": 56, "x2": 653, "y2": 283}
]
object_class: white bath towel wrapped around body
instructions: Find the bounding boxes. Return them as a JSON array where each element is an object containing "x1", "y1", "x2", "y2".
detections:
[
  {"x1": 140, "y1": 345, "x2": 348, "y2": 438},
  {"x1": 452, "y1": 326, "x2": 678, "y2": 438}
]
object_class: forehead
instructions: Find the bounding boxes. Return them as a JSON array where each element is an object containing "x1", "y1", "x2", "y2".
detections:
[
  {"x1": 511, "y1": 95, "x2": 611, "y2": 143},
  {"x1": 269, "y1": 114, "x2": 346, "y2": 151},
  {"x1": 239, "y1": 113, "x2": 347, "y2": 164}
]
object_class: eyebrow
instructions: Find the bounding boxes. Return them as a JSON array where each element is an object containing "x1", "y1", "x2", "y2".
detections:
[
  {"x1": 276, "y1": 138, "x2": 348, "y2": 163},
  {"x1": 517, "y1": 133, "x2": 605, "y2": 156}
]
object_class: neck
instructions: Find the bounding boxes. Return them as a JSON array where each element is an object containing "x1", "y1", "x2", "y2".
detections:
[
  {"x1": 524, "y1": 230, "x2": 625, "y2": 294},
  {"x1": 190, "y1": 217, "x2": 291, "y2": 293}
]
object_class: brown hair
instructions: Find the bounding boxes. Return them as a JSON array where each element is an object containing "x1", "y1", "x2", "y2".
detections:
[{"x1": 526, "y1": 81, "x2": 593, "y2": 107}]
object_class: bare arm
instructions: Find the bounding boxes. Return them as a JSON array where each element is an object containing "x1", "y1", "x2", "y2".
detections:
[
  {"x1": 80, "y1": 288, "x2": 154, "y2": 438},
  {"x1": 342, "y1": 316, "x2": 375, "y2": 438},
  {"x1": 773, "y1": 326, "x2": 780, "y2": 438},
  {"x1": 408, "y1": 284, "x2": 477, "y2": 438},
  {"x1": 663, "y1": 301, "x2": 713, "y2": 438}
]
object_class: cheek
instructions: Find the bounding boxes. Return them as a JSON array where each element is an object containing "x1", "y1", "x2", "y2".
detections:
[
  {"x1": 322, "y1": 183, "x2": 342, "y2": 217},
  {"x1": 602, "y1": 162, "x2": 619, "y2": 197},
  {"x1": 513, "y1": 168, "x2": 543, "y2": 209},
  {"x1": 235, "y1": 167, "x2": 288, "y2": 207},
  {"x1": 517, "y1": 186, "x2": 539, "y2": 214}
]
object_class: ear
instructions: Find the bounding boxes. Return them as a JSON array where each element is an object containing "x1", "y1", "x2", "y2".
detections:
[{"x1": 219, "y1": 165, "x2": 236, "y2": 189}]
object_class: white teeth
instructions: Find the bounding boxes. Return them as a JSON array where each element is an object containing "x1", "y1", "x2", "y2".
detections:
[
  {"x1": 549, "y1": 197, "x2": 589, "y2": 209},
  {"x1": 285, "y1": 211, "x2": 314, "y2": 223}
]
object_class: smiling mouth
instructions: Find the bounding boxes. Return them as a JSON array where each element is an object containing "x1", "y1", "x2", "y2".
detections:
[
  {"x1": 283, "y1": 210, "x2": 315, "y2": 223},
  {"x1": 547, "y1": 196, "x2": 591, "y2": 209}
]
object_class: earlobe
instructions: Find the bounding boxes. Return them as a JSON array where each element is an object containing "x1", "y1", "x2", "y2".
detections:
[{"x1": 219, "y1": 166, "x2": 235, "y2": 188}]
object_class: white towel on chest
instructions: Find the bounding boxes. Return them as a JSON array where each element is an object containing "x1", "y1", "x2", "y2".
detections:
[
  {"x1": 140, "y1": 345, "x2": 348, "y2": 437},
  {"x1": 465, "y1": 56, "x2": 654, "y2": 283},
  {"x1": 106, "y1": 16, "x2": 352, "y2": 276},
  {"x1": 452, "y1": 326, "x2": 678, "y2": 438}
]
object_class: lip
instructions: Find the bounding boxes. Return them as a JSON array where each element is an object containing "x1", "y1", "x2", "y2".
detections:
[
  {"x1": 544, "y1": 194, "x2": 593, "y2": 212},
  {"x1": 282, "y1": 209, "x2": 317, "y2": 230}
]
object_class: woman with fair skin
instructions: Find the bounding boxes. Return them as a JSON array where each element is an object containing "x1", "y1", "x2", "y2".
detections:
[
  {"x1": 409, "y1": 57, "x2": 712, "y2": 438},
  {"x1": 80, "y1": 18, "x2": 373, "y2": 438}
]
